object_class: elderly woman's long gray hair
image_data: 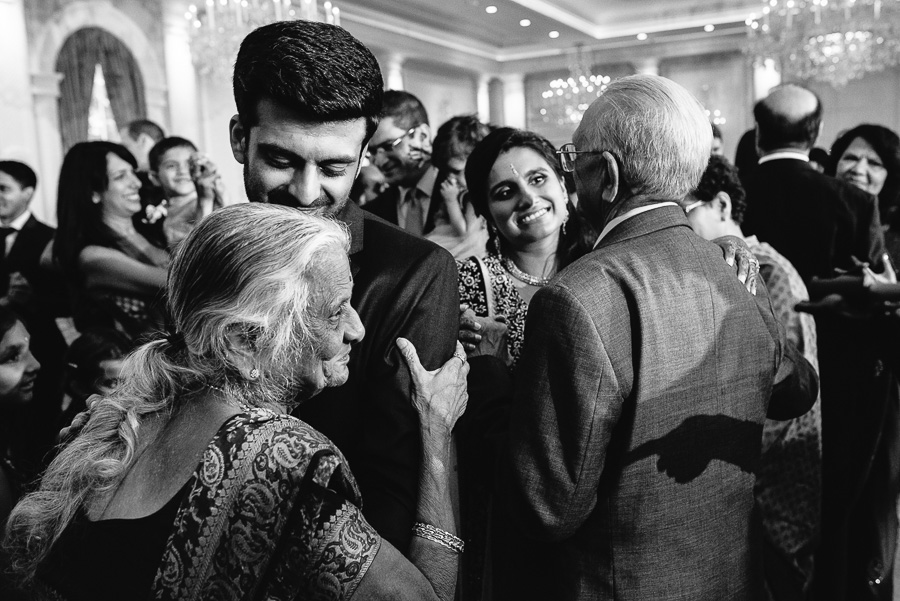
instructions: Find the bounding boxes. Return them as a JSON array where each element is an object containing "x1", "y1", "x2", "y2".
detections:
[{"x1": 2, "y1": 203, "x2": 349, "y2": 583}]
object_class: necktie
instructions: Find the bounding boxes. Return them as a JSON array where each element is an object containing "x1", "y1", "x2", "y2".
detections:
[{"x1": 404, "y1": 189, "x2": 424, "y2": 236}]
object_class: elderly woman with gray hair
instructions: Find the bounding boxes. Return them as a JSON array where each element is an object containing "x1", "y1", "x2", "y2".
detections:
[{"x1": 3, "y1": 203, "x2": 468, "y2": 600}]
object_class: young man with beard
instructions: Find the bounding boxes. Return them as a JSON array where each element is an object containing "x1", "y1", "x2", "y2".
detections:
[{"x1": 228, "y1": 20, "x2": 460, "y2": 554}]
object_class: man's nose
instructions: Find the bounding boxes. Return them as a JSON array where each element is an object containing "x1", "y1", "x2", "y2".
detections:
[{"x1": 288, "y1": 168, "x2": 322, "y2": 207}]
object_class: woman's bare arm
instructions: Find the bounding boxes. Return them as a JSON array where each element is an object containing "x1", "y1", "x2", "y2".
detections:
[
  {"x1": 352, "y1": 339, "x2": 468, "y2": 601},
  {"x1": 78, "y1": 245, "x2": 167, "y2": 295}
]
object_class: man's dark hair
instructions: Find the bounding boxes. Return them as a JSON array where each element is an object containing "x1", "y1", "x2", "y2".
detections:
[
  {"x1": 692, "y1": 155, "x2": 748, "y2": 225},
  {"x1": 431, "y1": 115, "x2": 492, "y2": 170},
  {"x1": 0, "y1": 161, "x2": 37, "y2": 190},
  {"x1": 753, "y1": 87, "x2": 823, "y2": 152},
  {"x1": 123, "y1": 119, "x2": 165, "y2": 143},
  {"x1": 233, "y1": 21, "x2": 384, "y2": 143},
  {"x1": 149, "y1": 136, "x2": 198, "y2": 173},
  {"x1": 382, "y1": 90, "x2": 429, "y2": 131}
]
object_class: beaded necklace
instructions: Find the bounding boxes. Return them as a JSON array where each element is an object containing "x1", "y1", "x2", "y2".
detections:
[{"x1": 501, "y1": 256, "x2": 552, "y2": 287}]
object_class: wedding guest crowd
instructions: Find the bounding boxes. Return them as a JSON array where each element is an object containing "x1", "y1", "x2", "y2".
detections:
[{"x1": 0, "y1": 17, "x2": 896, "y2": 601}]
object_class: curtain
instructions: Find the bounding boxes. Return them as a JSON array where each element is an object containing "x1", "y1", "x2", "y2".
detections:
[{"x1": 56, "y1": 27, "x2": 147, "y2": 151}]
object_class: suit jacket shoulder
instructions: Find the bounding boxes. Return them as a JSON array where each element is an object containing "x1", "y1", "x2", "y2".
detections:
[{"x1": 362, "y1": 189, "x2": 399, "y2": 225}]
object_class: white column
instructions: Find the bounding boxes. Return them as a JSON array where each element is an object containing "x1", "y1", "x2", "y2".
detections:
[
  {"x1": 633, "y1": 57, "x2": 660, "y2": 76},
  {"x1": 500, "y1": 73, "x2": 526, "y2": 129},
  {"x1": 0, "y1": 0, "x2": 44, "y2": 204},
  {"x1": 476, "y1": 74, "x2": 492, "y2": 123},
  {"x1": 385, "y1": 54, "x2": 405, "y2": 91},
  {"x1": 753, "y1": 58, "x2": 782, "y2": 101},
  {"x1": 30, "y1": 73, "x2": 64, "y2": 225},
  {"x1": 163, "y1": 10, "x2": 200, "y2": 142}
]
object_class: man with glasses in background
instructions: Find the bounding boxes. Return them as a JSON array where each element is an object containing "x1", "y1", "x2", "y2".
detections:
[{"x1": 364, "y1": 90, "x2": 439, "y2": 236}]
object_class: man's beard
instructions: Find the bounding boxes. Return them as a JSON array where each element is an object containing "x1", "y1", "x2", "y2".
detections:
[{"x1": 243, "y1": 162, "x2": 347, "y2": 216}]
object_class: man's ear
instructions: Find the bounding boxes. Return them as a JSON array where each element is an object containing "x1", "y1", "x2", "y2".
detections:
[
  {"x1": 716, "y1": 191, "x2": 732, "y2": 221},
  {"x1": 229, "y1": 115, "x2": 248, "y2": 164},
  {"x1": 600, "y1": 151, "x2": 620, "y2": 204},
  {"x1": 22, "y1": 186, "x2": 35, "y2": 204},
  {"x1": 355, "y1": 147, "x2": 368, "y2": 179},
  {"x1": 420, "y1": 123, "x2": 433, "y2": 151}
]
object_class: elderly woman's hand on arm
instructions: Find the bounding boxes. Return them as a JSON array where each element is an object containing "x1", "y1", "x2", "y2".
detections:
[{"x1": 352, "y1": 339, "x2": 468, "y2": 601}]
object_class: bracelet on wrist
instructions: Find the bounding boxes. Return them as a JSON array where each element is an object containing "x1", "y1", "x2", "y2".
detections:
[{"x1": 411, "y1": 522, "x2": 465, "y2": 554}]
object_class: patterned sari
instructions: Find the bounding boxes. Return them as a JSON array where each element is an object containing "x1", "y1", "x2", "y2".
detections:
[{"x1": 40, "y1": 408, "x2": 381, "y2": 601}]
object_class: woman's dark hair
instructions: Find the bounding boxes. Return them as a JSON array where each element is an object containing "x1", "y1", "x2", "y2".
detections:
[
  {"x1": 64, "y1": 328, "x2": 133, "y2": 400},
  {"x1": 54, "y1": 141, "x2": 137, "y2": 275},
  {"x1": 692, "y1": 155, "x2": 748, "y2": 225},
  {"x1": 432, "y1": 115, "x2": 492, "y2": 170},
  {"x1": 827, "y1": 124, "x2": 900, "y2": 226},
  {"x1": 465, "y1": 127, "x2": 593, "y2": 267}
]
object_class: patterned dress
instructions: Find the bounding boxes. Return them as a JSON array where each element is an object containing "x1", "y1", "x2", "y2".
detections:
[
  {"x1": 41, "y1": 407, "x2": 381, "y2": 601},
  {"x1": 457, "y1": 253, "x2": 528, "y2": 365},
  {"x1": 748, "y1": 235, "x2": 821, "y2": 592}
]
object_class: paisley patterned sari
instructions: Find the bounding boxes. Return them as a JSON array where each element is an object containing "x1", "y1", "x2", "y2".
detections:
[{"x1": 41, "y1": 407, "x2": 381, "y2": 601}]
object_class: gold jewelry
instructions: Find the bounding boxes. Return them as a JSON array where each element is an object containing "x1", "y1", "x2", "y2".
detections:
[
  {"x1": 502, "y1": 256, "x2": 551, "y2": 287},
  {"x1": 412, "y1": 522, "x2": 465, "y2": 554},
  {"x1": 249, "y1": 368, "x2": 260, "y2": 380}
]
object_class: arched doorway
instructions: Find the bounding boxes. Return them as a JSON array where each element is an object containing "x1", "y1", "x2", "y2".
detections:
[{"x1": 55, "y1": 27, "x2": 147, "y2": 151}]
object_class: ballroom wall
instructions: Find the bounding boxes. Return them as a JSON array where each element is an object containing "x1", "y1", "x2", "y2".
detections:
[{"x1": 3, "y1": 0, "x2": 900, "y2": 224}]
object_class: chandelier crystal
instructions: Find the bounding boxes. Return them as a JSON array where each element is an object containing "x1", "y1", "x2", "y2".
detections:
[
  {"x1": 746, "y1": 0, "x2": 900, "y2": 86},
  {"x1": 185, "y1": 0, "x2": 341, "y2": 77},
  {"x1": 540, "y1": 45, "x2": 609, "y2": 126}
]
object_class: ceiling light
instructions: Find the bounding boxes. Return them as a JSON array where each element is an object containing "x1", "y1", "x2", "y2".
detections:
[
  {"x1": 520, "y1": 19, "x2": 531, "y2": 27},
  {"x1": 485, "y1": 5, "x2": 497, "y2": 14},
  {"x1": 704, "y1": 24, "x2": 715, "y2": 32},
  {"x1": 549, "y1": 30, "x2": 560, "y2": 38},
  {"x1": 636, "y1": 32, "x2": 648, "y2": 40}
]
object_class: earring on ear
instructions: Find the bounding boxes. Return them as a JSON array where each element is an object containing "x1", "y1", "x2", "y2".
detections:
[
  {"x1": 561, "y1": 210, "x2": 570, "y2": 237},
  {"x1": 92, "y1": 194, "x2": 101, "y2": 205},
  {"x1": 249, "y1": 368, "x2": 260, "y2": 380}
]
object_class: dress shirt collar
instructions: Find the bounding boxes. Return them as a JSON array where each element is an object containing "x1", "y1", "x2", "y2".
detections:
[
  {"x1": 399, "y1": 165, "x2": 438, "y2": 205},
  {"x1": 593, "y1": 202, "x2": 680, "y2": 250},
  {"x1": 2, "y1": 210, "x2": 31, "y2": 232},
  {"x1": 758, "y1": 150, "x2": 809, "y2": 165}
]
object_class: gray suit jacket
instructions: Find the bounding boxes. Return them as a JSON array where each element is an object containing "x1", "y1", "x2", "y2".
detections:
[{"x1": 503, "y1": 205, "x2": 815, "y2": 600}]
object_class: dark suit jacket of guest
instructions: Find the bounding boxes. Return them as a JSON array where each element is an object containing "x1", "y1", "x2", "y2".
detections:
[
  {"x1": 502, "y1": 205, "x2": 816, "y2": 601},
  {"x1": 293, "y1": 201, "x2": 459, "y2": 553},
  {"x1": 742, "y1": 158, "x2": 885, "y2": 281},
  {"x1": 364, "y1": 181, "x2": 441, "y2": 236},
  {"x1": 3, "y1": 215, "x2": 63, "y2": 309}
]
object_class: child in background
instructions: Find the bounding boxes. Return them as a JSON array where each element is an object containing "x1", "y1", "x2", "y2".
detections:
[{"x1": 147, "y1": 137, "x2": 230, "y2": 249}]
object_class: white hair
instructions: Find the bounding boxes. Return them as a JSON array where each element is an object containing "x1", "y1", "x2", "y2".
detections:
[
  {"x1": 574, "y1": 74, "x2": 712, "y2": 201},
  {"x1": 3, "y1": 203, "x2": 350, "y2": 584}
]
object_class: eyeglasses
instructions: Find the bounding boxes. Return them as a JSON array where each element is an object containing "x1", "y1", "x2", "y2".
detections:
[
  {"x1": 684, "y1": 200, "x2": 705, "y2": 213},
  {"x1": 556, "y1": 143, "x2": 606, "y2": 173},
  {"x1": 366, "y1": 125, "x2": 425, "y2": 161}
]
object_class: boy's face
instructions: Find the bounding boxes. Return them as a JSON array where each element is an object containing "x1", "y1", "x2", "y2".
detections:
[
  {"x1": 153, "y1": 146, "x2": 197, "y2": 198},
  {"x1": 0, "y1": 172, "x2": 34, "y2": 225}
]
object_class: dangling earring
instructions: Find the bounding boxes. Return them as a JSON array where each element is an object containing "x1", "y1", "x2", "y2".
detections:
[
  {"x1": 249, "y1": 368, "x2": 260, "y2": 380},
  {"x1": 488, "y1": 224, "x2": 502, "y2": 257},
  {"x1": 561, "y1": 211, "x2": 570, "y2": 237}
]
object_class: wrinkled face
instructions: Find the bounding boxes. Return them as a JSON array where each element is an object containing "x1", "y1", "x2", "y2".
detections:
[
  {"x1": 369, "y1": 117, "x2": 431, "y2": 187},
  {"x1": 298, "y1": 249, "x2": 365, "y2": 396},
  {"x1": 0, "y1": 172, "x2": 33, "y2": 225},
  {"x1": 0, "y1": 321, "x2": 40, "y2": 405},
  {"x1": 154, "y1": 146, "x2": 197, "y2": 198},
  {"x1": 837, "y1": 137, "x2": 889, "y2": 197},
  {"x1": 231, "y1": 98, "x2": 366, "y2": 215},
  {"x1": 486, "y1": 147, "x2": 568, "y2": 249},
  {"x1": 98, "y1": 153, "x2": 142, "y2": 220}
]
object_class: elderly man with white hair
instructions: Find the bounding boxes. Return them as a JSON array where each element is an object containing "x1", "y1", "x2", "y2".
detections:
[{"x1": 497, "y1": 75, "x2": 819, "y2": 600}]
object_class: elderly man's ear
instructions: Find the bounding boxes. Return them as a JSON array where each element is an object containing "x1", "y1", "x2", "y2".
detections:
[
  {"x1": 715, "y1": 191, "x2": 733, "y2": 221},
  {"x1": 600, "y1": 151, "x2": 621, "y2": 204}
]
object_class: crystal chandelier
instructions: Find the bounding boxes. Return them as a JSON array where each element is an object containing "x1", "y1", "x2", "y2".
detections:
[
  {"x1": 540, "y1": 45, "x2": 610, "y2": 126},
  {"x1": 746, "y1": 0, "x2": 900, "y2": 87},
  {"x1": 185, "y1": 0, "x2": 341, "y2": 77}
]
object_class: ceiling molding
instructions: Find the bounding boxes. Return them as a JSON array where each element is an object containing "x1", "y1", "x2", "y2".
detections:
[{"x1": 506, "y1": 0, "x2": 599, "y2": 37}]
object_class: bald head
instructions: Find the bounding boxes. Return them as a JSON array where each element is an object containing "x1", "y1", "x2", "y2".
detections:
[{"x1": 754, "y1": 84, "x2": 822, "y2": 153}]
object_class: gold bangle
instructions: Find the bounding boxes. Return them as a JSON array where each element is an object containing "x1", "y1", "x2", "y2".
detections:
[{"x1": 411, "y1": 522, "x2": 465, "y2": 554}]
